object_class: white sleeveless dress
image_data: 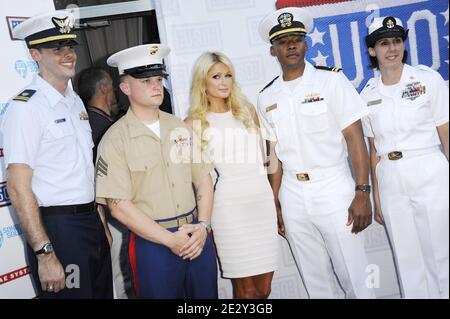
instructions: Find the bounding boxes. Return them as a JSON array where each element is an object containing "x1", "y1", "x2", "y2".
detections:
[{"x1": 205, "y1": 111, "x2": 278, "y2": 278}]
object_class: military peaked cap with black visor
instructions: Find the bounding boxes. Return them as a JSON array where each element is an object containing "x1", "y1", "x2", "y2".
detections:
[
  {"x1": 107, "y1": 44, "x2": 170, "y2": 79},
  {"x1": 12, "y1": 10, "x2": 79, "y2": 49},
  {"x1": 365, "y1": 16, "x2": 408, "y2": 48},
  {"x1": 259, "y1": 7, "x2": 313, "y2": 43}
]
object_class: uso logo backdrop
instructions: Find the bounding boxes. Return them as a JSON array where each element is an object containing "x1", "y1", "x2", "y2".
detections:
[
  {"x1": 156, "y1": 0, "x2": 448, "y2": 299},
  {"x1": 278, "y1": 0, "x2": 449, "y2": 91}
]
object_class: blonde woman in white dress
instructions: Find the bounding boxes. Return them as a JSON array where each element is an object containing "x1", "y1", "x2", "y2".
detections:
[{"x1": 184, "y1": 51, "x2": 279, "y2": 299}]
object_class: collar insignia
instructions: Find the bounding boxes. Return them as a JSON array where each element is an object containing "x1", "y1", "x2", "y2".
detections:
[{"x1": 79, "y1": 111, "x2": 89, "y2": 120}]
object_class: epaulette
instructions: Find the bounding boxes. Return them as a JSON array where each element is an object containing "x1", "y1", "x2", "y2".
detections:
[
  {"x1": 314, "y1": 65, "x2": 342, "y2": 72},
  {"x1": 13, "y1": 89, "x2": 36, "y2": 102},
  {"x1": 416, "y1": 64, "x2": 433, "y2": 72},
  {"x1": 259, "y1": 76, "x2": 279, "y2": 93}
]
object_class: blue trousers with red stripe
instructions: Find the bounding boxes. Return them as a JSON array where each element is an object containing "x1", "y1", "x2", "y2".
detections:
[{"x1": 129, "y1": 226, "x2": 218, "y2": 299}]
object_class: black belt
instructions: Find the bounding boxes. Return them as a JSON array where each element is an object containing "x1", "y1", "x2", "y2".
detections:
[{"x1": 40, "y1": 202, "x2": 96, "y2": 216}]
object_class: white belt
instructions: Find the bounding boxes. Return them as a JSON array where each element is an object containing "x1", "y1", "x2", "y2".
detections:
[
  {"x1": 284, "y1": 162, "x2": 349, "y2": 182},
  {"x1": 380, "y1": 146, "x2": 440, "y2": 161}
]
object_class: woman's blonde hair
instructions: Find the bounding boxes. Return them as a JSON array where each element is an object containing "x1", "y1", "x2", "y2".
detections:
[{"x1": 189, "y1": 51, "x2": 256, "y2": 150}]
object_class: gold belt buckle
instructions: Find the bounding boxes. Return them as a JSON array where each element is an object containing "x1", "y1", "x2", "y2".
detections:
[
  {"x1": 177, "y1": 214, "x2": 194, "y2": 227},
  {"x1": 296, "y1": 173, "x2": 310, "y2": 181},
  {"x1": 177, "y1": 216, "x2": 188, "y2": 227},
  {"x1": 388, "y1": 151, "x2": 403, "y2": 160}
]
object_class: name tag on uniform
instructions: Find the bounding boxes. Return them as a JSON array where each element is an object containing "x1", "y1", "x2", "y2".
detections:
[
  {"x1": 265, "y1": 104, "x2": 277, "y2": 112},
  {"x1": 367, "y1": 99, "x2": 382, "y2": 106},
  {"x1": 54, "y1": 118, "x2": 66, "y2": 124}
]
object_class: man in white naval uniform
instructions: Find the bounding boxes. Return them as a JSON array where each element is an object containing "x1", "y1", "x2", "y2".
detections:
[
  {"x1": 257, "y1": 7, "x2": 376, "y2": 299},
  {"x1": 1, "y1": 11, "x2": 112, "y2": 298}
]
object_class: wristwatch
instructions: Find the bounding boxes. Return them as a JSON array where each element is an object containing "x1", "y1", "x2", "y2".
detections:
[
  {"x1": 355, "y1": 184, "x2": 371, "y2": 193},
  {"x1": 35, "y1": 243, "x2": 54, "y2": 255},
  {"x1": 198, "y1": 221, "x2": 212, "y2": 233}
]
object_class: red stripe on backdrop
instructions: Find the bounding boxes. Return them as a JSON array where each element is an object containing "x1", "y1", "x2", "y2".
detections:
[
  {"x1": 276, "y1": 0, "x2": 353, "y2": 8},
  {"x1": 0, "y1": 266, "x2": 30, "y2": 286}
]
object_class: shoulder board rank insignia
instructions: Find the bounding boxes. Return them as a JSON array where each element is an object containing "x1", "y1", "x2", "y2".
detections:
[
  {"x1": 314, "y1": 65, "x2": 342, "y2": 72},
  {"x1": 13, "y1": 89, "x2": 36, "y2": 102},
  {"x1": 260, "y1": 76, "x2": 280, "y2": 93}
]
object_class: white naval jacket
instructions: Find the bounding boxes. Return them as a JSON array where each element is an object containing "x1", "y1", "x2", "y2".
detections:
[
  {"x1": 360, "y1": 64, "x2": 449, "y2": 156},
  {"x1": 257, "y1": 61, "x2": 368, "y2": 173}
]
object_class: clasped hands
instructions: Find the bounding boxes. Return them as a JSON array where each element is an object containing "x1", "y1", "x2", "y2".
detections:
[{"x1": 170, "y1": 223, "x2": 208, "y2": 260}]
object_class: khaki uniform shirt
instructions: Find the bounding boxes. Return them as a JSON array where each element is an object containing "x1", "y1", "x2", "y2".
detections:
[{"x1": 95, "y1": 109, "x2": 212, "y2": 221}]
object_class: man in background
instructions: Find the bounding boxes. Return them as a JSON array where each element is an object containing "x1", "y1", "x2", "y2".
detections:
[{"x1": 77, "y1": 67, "x2": 118, "y2": 161}]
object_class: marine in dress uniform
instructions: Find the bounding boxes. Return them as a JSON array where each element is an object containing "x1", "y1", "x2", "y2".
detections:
[
  {"x1": 361, "y1": 17, "x2": 449, "y2": 298},
  {"x1": 1, "y1": 11, "x2": 113, "y2": 298},
  {"x1": 257, "y1": 7, "x2": 376, "y2": 299},
  {"x1": 95, "y1": 44, "x2": 218, "y2": 299}
]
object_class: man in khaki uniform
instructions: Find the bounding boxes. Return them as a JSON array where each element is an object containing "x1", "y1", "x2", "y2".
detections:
[{"x1": 95, "y1": 44, "x2": 218, "y2": 299}]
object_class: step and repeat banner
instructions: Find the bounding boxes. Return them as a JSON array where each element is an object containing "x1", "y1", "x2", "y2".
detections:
[
  {"x1": 155, "y1": 0, "x2": 448, "y2": 299},
  {"x1": 1, "y1": 0, "x2": 448, "y2": 298}
]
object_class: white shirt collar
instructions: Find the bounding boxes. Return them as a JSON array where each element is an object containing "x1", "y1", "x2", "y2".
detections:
[{"x1": 34, "y1": 75, "x2": 74, "y2": 108}]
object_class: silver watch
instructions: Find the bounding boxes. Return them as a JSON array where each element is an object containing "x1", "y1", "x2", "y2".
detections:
[
  {"x1": 198, "y1": 221, "x2": 212, "y2": 233},
  {"x1": 35, "y1": 243, "x2": 54, "y2": 255}
]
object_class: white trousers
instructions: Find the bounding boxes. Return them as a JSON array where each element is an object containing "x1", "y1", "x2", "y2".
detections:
[
  {"x1": 280, "y1": 164, "x2": 375, "y2": 299},
  {"x1": 377, "y1": 150, "x2": 449, "y2": 299}
]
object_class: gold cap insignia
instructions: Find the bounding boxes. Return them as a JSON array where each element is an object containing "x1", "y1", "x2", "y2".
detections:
[
  {"x1": 52, "y1": 16, "x2": 72, "y2": 34},
  {"x1": 278, "y1": 12, "x2": 293, "y2": 28},
  {"x1": 150, "y1": 46, "x2": 159, "y2": 55},
  {"x1": 386, "y1": 18, "x2": 395, "y2": 29}
]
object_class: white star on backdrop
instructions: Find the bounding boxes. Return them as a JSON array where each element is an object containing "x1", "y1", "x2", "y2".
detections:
[
  {"x1": 312, "y1": 50, "x2": 328, "y2": 66},
  {"x1": 441, "y1": 5, "x2": 449, "y2": 25},
  {"x1": 444, "y1": 35, "x2": 449, "y2": 48},
  {"x1": 309, "y1": 27, "x2": 325, "y2": 46}
]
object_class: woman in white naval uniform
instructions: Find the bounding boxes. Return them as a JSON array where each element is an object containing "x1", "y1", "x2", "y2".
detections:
[{"x1": 361, "y1": 16, "x2": 449, "y2": 298}]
